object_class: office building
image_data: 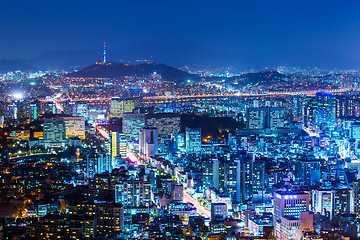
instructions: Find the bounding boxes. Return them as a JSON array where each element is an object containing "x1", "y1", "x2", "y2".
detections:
[
  {"x1": 64, "y1": 116, "x2": 86, "y2": 140},
  {"x1": 211, "y1": 203, "x2": 227, "y2": 222},
  {"x1": 313, "y1": 189, "x2": 333, "y2": 219},
  {"x1": 139, "y1": 127, "x2": 158, "y2": 159},
  {"x1": 115, "y1": 180, "x2": 152, "y2": 207},
  {"x1": 247, "y1": 107, "x2": 267, "y2": 129},
  {"x1": 295, "y1": 157, "x2": 321, "y2": 186},
  {"x1": 122, "y1": 113, "x2": 145, "y2": 141},
  {"x1": 110, "y1": 132, "x2": 127, "y2": 162},
  {"x1": 274, "y1": 191, "x2": 310, "y2": 237},
  {"x1": 86, "y1": 151, "x2": 112, "y2": 179},
  {"x1": 110, "y1": 97, "x2": 135, "y2": 118},
  {"x1": 76, "y1": 101, "x2": 88, "y2": 118},
  {"x1": 212, "y1": 158, "x2": 225, "y2": 193},
  {"x1": 274, "y1": 191, "x2": 310, "y2": 221},
  {"x1": 252, "y1": 157, "x2": 265, "y2": 194},
  {"x1": 277, "y1": 216, "x2": 301, "y2": 240},
  {"x1": 68, "y1": 202, "x2": 124, "y2": 237},
  {"x1": 186, "y1": 127, "x2": 202, "y2": 154},
  {"x1": 43, "y1": 117, "x2": 67, "y2": 147},
  {"x1": 44, "y1": 101, "x2": 56, "y2": 115},
  {"x1": 224, "y1": 159, "x2": 242, "y2": 203},
  {"x1": 145, "y1": 113, "x2": 181, "y2": 137},
  {"x1": 332, "y1": 189, "x2": 351, "y2": 216},
  {"x1": 64, "y1": 100, "x2": 77, "y2": 116},
  {"x1": 246, "y1": 107, "x2": 286, "y2": 130},
  {"x1": 269, "y1": 107, "x2": 285, "y2": 129}
]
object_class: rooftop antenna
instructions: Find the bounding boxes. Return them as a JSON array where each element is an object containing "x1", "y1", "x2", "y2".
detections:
[{"x1": 103, "y1": 42, "x2": 107, "y2": 63}]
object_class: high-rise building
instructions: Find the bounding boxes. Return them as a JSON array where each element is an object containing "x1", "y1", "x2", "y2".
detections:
[
  {"x1": 247, "y1": 107, "x2": 267, "y2": 129},
  {"x1": 224, "y1": 158, "x2": 242, "y2": 203},
  {"x1": 274, "y1": 191, "x2": 310, "y2": 237},
  {"x1": 0, "y1": 101, "x2": 6, "y2": 118},
  {"x1": 269, "y1": 108, "x2": 285, "y2": 129},
  {"x1": 122, "y1": 113, "x2": 145, "y2": 141},
  {"x1": 295, "y1": 157, "x2": 320, "y2": 186},
  {"x1": 277, "y1": 216, "x2": 301, "y2": 240},
  {"x1": 352, "y1": 181, "x2": 360, "y2": 219},
  {"x1": 274, "y1": 191, "x2": 310, "y2": 221},
  {"x1": 6, "y1": 102, "x2": 17, "y2": 120},
  {"x1": 43, "y1": 118, "x2": 66, "y2": 147},
  {"x1": 63, "y1": 100, "x2": 77, "y2": 116},
  {"x1": 68, "y1": 202, "x2": 124, "y2": 237},
  {"x1": 332, "y1": 189, "x2": 351, "y2": 216},
  {"x1": 29, "y1": 102, "x2": 38, "y2": 121},
  {"x1": 211, "y1": 203, "x2": 228, "y2": 222},
  {"x1": 145, "y1": 113, "x2": 181, "y2": 137},
  {"x1": 63, "y1": 116, "x2": 86, "y2": 140},
  {"x1": 17, "y1": 100, "x2": 30, "y2": 121},
  {"x1": 110, "y1": 132, "x2": 127, "y2": 163},
  {"x1": 85, "y1": 151, "x2": 112, "y2": 179},
  {"x1": 243, "y1": 155, "x2": 253, "y2": 201},
  {"x1": 119, "y1": 133, "x2": 127, "y2": 159},
  {"x1": 185, "y1": 127, "x2": 201, "y2": 154},
  {"x1": 336, "y1": 94, "x2": 360, "y2": 118},
  {"x1": 304, "y1": 92, "x2": 336, "y2": 130},
  {"x1": 292, "y1": 95, "x2": 305, "y2": 121},
  {"x1": 115, "y1": 180, "x2": 152, "y2": 207},
  {"x1": 76, "y1": 101, "x2": 88, "y2": 118},
  {"x1": 110, "y1": 97, "x2": 135, "y2": 118},
  {"x1": 252, "y1": 157, "x2": 265, "y2": 195},
  {"x1": 246, "y1": 107, "x2": 285, "y2": 130},
  {"x1": 313, "y1": 189, "x2": 332, "y2": 219},
  {"x1": 43, "y1": 101, "x2": 56, "y2": 115},
  {"x1": 203, "y1": 157, "x2": 215, "y2": 189},
  {"x1": 139, "y1": 127, "x2": 158, "y2": 159},
  {"x1": 350, "y1": 122, "x2": 360, "y2": 140},
  {"x1": 212, "y1": 157, "x2": 225, "y2": 193}
]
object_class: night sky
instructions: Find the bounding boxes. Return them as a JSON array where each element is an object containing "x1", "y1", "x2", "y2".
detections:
[{"x1": 1, "y1": 0, "x2": 360, "y2": 65}]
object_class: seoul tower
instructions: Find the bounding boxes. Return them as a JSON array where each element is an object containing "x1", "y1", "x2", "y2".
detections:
[{"x1": 103, "y1": 42, "x2": 107, "y2": 63}]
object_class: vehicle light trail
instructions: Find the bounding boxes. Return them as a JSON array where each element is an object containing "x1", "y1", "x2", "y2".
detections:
[
  {"x1": 183, "y1": 191, "x2": 211, "y2": 218},
  {"x1": 127, "y1": 151, "x2": 140, "y2": 163},
  {"x1": 96, "y1": 127, "x2": 109, "y2": 140}
]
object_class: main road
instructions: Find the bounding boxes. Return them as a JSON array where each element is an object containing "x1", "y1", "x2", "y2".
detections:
[
  {"x1": 126, "y1": 150, "x2": 212, "y2": 218},
  {"x1": 45, "y1": 88, "x2": 354, "y2": 103},
  {"x1": 183, "y1": 191, "x2": 211, "y2": 218}
]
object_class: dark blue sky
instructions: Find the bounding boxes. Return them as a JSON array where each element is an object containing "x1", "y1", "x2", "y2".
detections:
[{"x1": 1, "y1": 0, "x2": 360, "y2": 63}]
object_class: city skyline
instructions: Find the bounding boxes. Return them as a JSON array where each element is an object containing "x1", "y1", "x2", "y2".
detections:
[
  {"x1": 1, "y1": 1, "x2": 360, "y2": 69},
  {"x1": 2, "y1": 1, "x2": 360, "y2": 240}
]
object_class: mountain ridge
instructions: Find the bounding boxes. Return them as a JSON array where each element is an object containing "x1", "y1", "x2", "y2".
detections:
[
  {"x1": 67, "y1": 61, "x2": 200, "y2": 83},
  {"x1": 1, "y1": 43, "x2": 360, "y2": 72}
]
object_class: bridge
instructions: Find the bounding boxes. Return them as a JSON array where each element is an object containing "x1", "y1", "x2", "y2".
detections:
[{"x1": 44, "y1": 88, "x2": 354, "y2": 104}]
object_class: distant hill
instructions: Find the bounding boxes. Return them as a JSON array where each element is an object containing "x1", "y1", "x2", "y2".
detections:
[
  {"x1": 1, "y1": 42, "x2": 360, "y2": 73},
  {"x1": 237, "y1": 70, "x2": 289, "y2": 86},
  {"x1": 67, "y1": 61, "x2": 200, "y2": 83}
]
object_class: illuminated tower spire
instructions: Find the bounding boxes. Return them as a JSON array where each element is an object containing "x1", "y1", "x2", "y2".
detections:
[{"x1": 103, "y1": 42, "x2": 107, "y2": 63}]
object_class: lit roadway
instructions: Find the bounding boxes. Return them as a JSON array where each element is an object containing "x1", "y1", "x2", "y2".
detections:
[
  {"x1": 96, "y1": 127, "x2": 109, "y2": 140},
  {"x1": 44, "y1": 88, "x2": 354, "y2": 103},
  {"x1": 143, "y1": 88, "x2": 352, "y2": 100},
  {"x1": 183, "y1": 191, "x2": 211, "y2": 218},
  {"x1": 126, "y1": 150, "x2": 212, "y2": 218}
]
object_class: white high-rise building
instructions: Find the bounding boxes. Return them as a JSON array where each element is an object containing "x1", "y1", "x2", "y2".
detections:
[{"x1": 139, "y1": 127, "x2": 158, "y2": 160}]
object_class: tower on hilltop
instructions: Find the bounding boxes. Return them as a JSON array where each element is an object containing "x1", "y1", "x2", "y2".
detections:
[{"x1": 103, "y1": 42, "x2": 107, "y2": 63}]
